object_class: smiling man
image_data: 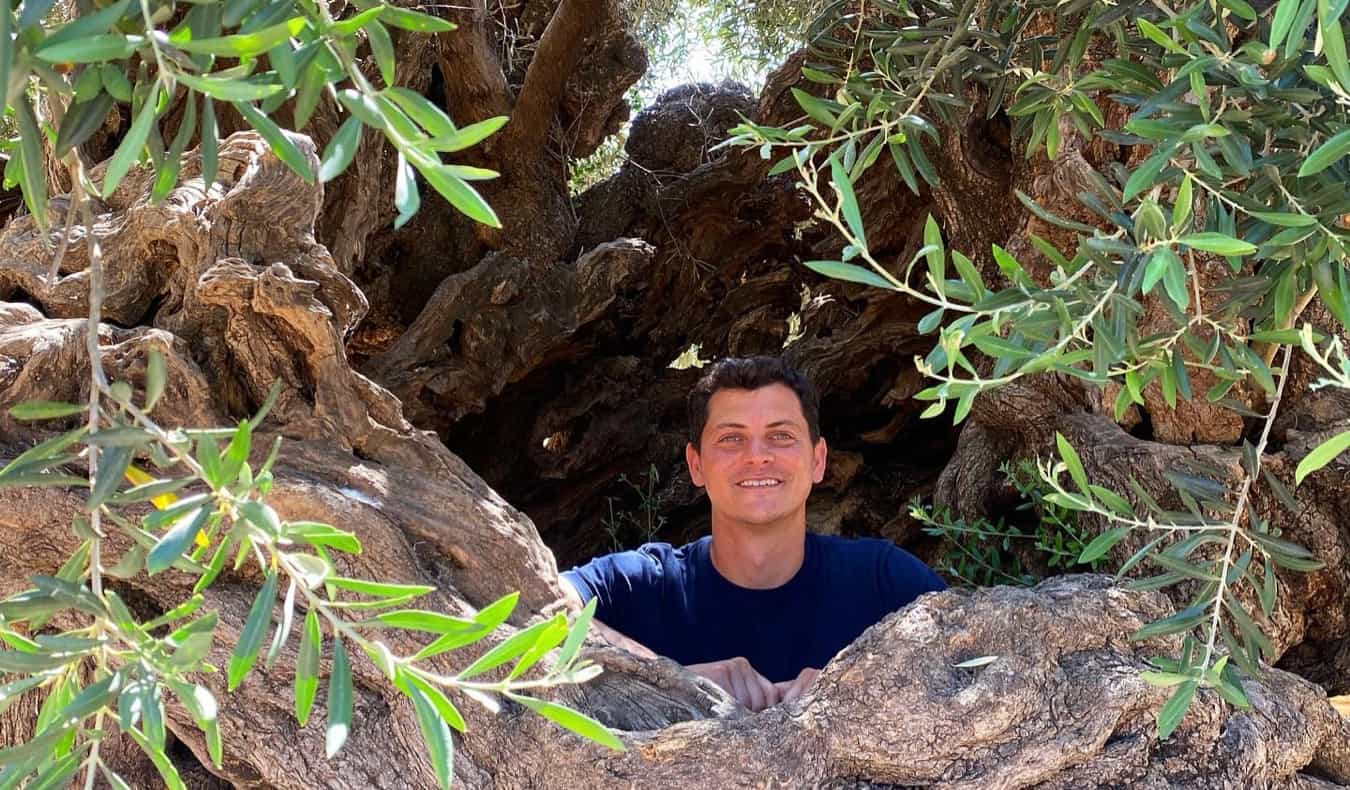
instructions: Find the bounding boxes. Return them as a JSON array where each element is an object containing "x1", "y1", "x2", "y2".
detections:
[{"x1": 560, "y1": 356, "x2": 945, "y2": 711}]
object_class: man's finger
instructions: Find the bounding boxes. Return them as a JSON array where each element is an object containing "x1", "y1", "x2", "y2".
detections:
[
  {"x1": 727, "y1": 669, "x2": 753, "y2": 710},
  {"x1": 742, "y1": 668, "x2": 767, "y2": 711},
  {"x1": 756, "y1": 672, "x2": 779, "y2": 710}
]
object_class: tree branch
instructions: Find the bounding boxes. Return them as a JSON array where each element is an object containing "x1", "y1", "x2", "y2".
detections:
[{"x1": 504, "y1": 0, "x2": 607, "y2": 156}]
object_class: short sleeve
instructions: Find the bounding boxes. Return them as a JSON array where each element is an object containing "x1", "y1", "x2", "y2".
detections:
[
  {"x1": 561, "y1": 544, "x2": 672, "y2": 636},
  {"x1": 877, "y1": 544, "x2": 946, "y2": 613}
]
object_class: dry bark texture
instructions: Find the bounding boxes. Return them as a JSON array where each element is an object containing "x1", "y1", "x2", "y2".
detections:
[{"x1": 3, "y1": 1, "x2": 1350, "y2": 785}]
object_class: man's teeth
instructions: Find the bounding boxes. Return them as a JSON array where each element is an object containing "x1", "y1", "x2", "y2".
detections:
[{"x1": 738, "y1": 479, "x2": 781, "y2": 487}]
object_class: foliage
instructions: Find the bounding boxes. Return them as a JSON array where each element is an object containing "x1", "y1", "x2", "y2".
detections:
[
  {"x1": 0, "y1": 0, "x2": 621, "y2": 785},
  {"x1": 0, "y1": 373, "x2": 621, "y2": 786},
  {"x1": 1, "y1": 0, "x2": 505, "y2": 235},
  {"x1": 727, "y1": 0, "x2": 1348, "y2": 740},
  {"x1": 912, "y1": 460, "x2": 1107, "y2": 586},
  {"x1": 601, "y1": 464, "x2": 669, "y2": 551}
]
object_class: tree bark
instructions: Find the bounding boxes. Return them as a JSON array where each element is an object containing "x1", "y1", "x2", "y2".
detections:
[{"x1": 4, "y1": 1, "x2": 1350, "y2": 785}]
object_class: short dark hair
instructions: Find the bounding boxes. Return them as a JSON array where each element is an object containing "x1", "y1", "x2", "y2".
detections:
[{"x1": 686, "y1": 356, "x2": 821, "y2": 448}]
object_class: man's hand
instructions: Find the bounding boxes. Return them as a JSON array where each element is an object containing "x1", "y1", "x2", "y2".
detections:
[
  {"x1": 686, "y1": 657, "x2": 779, "y2": 712},
  {"x1": 773, "y1": 667, "x2": 820, "y2": 704}
]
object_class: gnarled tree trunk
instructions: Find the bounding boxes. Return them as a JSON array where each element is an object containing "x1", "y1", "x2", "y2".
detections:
[{"x1": 4, "y1": 0, "x2": 1350, "y2": 786}]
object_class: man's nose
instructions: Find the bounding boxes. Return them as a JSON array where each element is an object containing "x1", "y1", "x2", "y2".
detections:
[{"x1": 745, "y1": 438, "x2": 774, "y2": 463}]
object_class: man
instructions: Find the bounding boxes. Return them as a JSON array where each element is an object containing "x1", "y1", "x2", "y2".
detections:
[{"x1": 560, "y1": 356, "x2": 945, "y2": 711}]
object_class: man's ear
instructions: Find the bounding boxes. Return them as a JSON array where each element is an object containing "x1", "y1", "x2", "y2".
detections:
[
  {"x1": 686, "y1": 442, "x2": 706, "y2": 487},
  {"x1": 811, "y1": 437, "x2": 828, "y2": 484}
]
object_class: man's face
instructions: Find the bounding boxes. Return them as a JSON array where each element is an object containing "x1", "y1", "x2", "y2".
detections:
[{"x1": 686, "y1": 383, "x2": 827, "y2": 530}]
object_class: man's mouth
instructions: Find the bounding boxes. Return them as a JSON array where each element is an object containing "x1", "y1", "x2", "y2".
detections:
[{"x1": 736, "y1": 478, "x2": 782, "y2": 488}]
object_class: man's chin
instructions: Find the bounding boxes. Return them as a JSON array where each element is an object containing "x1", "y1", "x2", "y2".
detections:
[{"x1": 723, "y1": 509, "x2": 796, "y2": 528}]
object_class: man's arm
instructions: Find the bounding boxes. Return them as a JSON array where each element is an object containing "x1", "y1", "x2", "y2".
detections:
[{"x1": 559, "y1": 576, "x2": 782, "y2": 711}]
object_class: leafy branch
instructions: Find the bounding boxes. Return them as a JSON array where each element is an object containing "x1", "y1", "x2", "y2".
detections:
[{"x1": 723, "y1": 0, "x2": 1348, "y2": 740}]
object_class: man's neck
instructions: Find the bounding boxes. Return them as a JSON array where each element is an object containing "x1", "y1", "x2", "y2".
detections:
[{"x1": 708, "y1": 515, "x2": 807, "y2": 589}]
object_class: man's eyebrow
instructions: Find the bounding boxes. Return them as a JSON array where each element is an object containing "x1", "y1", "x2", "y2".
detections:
[{"x1": 710, "y1": 420, "x2": 804, "y2": 430}]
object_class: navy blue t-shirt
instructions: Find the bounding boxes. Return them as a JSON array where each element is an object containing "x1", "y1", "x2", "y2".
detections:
[{"x1": 562, "y1": 533, "x2": 945, "y2": 682}]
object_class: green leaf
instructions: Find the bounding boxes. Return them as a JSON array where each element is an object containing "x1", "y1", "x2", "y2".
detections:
[
  {"x1": 1172, "y1": 174, "x2": 1193, "y2": 229},
  {"x1": 8, "y1": 400, "x2": 85, "y2": 420},
  {"x1": 55, "y1": 92, "x2": 116, "y2": 158},
  {"x1": 11, "y1": 101, "x2": 46, "y2": 231},
  {"x1": 829, "y1": 153, "x2": 866, "y2": 248},
  {"x1": 1056, "y1": 432, "x2": 1091, "y2": 495},
  {"x1": 126, "y1": 728, "x2": 187, "y2": 790},
  {"x1": 286, "y1": 522, "x2": 362, "y2": 554},
  {"x1": 366, "y1": 21, "x2": 395, "y2": 87},
  {"x1": 265, "y1": 579, "x2": 298, "y2": 667},
  {"x1": 0, "y1": 427, "x2": 87, "y2": 481},
  {"x1": 1078, "y1": 527, "x2": 1131, "y2": 563},
  {"x1": 1270, "y1": 0, "x2": 1301, "y2": 47},
  {"x1": 221, "y1": 419, "x2": 251, "y2": 484},
  {"x1": 328, "y1": 577, "x2": 434, "y2": 599},
  {"x1": 420, "y1": 165, "x2": 500, "y2": 227},
  {"x1": 791, "y1": 87, "x2": 837, "y2": 125},
  {"x1": 802, "y1": 260, "x2": 895, "y2": 289},
  {"x1": 236, "y1": 102, "x2": 314, "y2": 183},
  {"x1": 331, "y1": 6, "x2": 384, "y2": 36},
  {"x1": 104, "y1": 88, "x2": 161, "y2": 198},
  {"x1": 0, "y1": 647, "x2": 81, "y2": 673},
  {"x1": 555, "y1": 597, "x2": 597, "y2": 671},
  {"x1": 89, "y1": 446, "x2": 134, "y2": 507},
  {"x1": 40, "y1": 0, "x2": 131, "y2": 50},
  {"x1": 1295, "y1": 429, "x2": 1350, "y2": 485},
  {"x1": 508, "y1": 693, "x2": 625, "y2": 751},
  {"x1": 144, "y1": 350, "x2": 166, "y2": 411},
  {"x1": 379, "y1": 5, "x2": 456, "y2": 32},
  {"x1": 0, "y1": 675, "x2": 46, "y2": 715},
  {"x1": 326, "y1": 637, "x2": 353, "y2": 757},
  {"x1": 394, "y1": 153, "x2": 420, "y2": 229},
  {"x1": 427, "y1": 116, "x2": 510, "y2": 153},
  {"x1": 400, "y1": 671, "x2": 465, "y2": 731},
  {"x1": 456, "y1": 618, "x2": 557, "y2": 679},
  {"x1": 413, "y1": 592, "x2": 517, "y2": 660},
  {"x1": 507, "y1": 614, "x2": 569, "y2": 679},
  {"x1": 1132, "y1": 605, "x2": 1207, "y2": 640},
  {"x1": 173, "y1": 17, "x2": 307, "y2": 57},
  {"x1": 1138, "y1": 18, "x2": 1187, "y2": 53},
  {"x1": 36, "y1": 34, "x2": 141, "y2": 63},
  {"x1": 1177, "y1": 232, "x2": 1256, "y2": 256},
  {"x1": 1260, "y1": 561, "x2": 1278, "y2": 618},
  {"x1": 1140, "y1": 670, "x2": 1193, "y2": 687},
  {"x1": 950, "y1": 251, "x2": 985, "y2": 297},
  {"x1": 1161, "y1": 248, "x2": 1189, "y2": 309},
  {"x1": 238, "y1": 500, "x2": 282, "y2": 536},
  {"x1": 384, "y1": 87, "x2": 458, "y2": 138},
  {"x1": 227, "y1": 571, "x2": 279, "y2": 690},
  {"x1": 1298, "y1": 129, "x2": 1350, "y2": 177},
  {"x1": 147, "y1": 507, "x2": 210, "y2": 575},
  {"x1": 1248, "y1": 210, "x2": 1316, "y2": 227},
  {"x1": 295, "y1": 609, "x2": 321, "y2": 726},
  {"x1": 188, "y1": 98, "x2": 217, "y2": 194},
  {"x1": 1143, "y1": 247, "x2": 1180, "y2": 295},
  {"x1": 1123, "y1": 146, "x2": 1174, "y2": 202},
  {"x1": 407, "y1": 683, "x2": 455, "y2": 788},
  {"x1": 176, "y1": 72, "x2": 285, "y2": 102},
  {"x1": 371, "y1": 610, "x2": 478, "y2": 633},
  {"x1": 1157, "y1": 680, "x2": 1197, "y2": 739},
  {"x1": 923, "y1": 215, "x2": 945, "y2": 295},
  {"x1": 1319, "y1": 0, "x2": 1350, "y2": 92}
]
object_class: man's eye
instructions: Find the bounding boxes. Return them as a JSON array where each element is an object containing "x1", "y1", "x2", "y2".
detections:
[
  {"x1": 772, "y1": 433, "x2": 794, "y2": 441},
  {"x1": 719, "y1": 435, "x2": 742, "y2": 443}
]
